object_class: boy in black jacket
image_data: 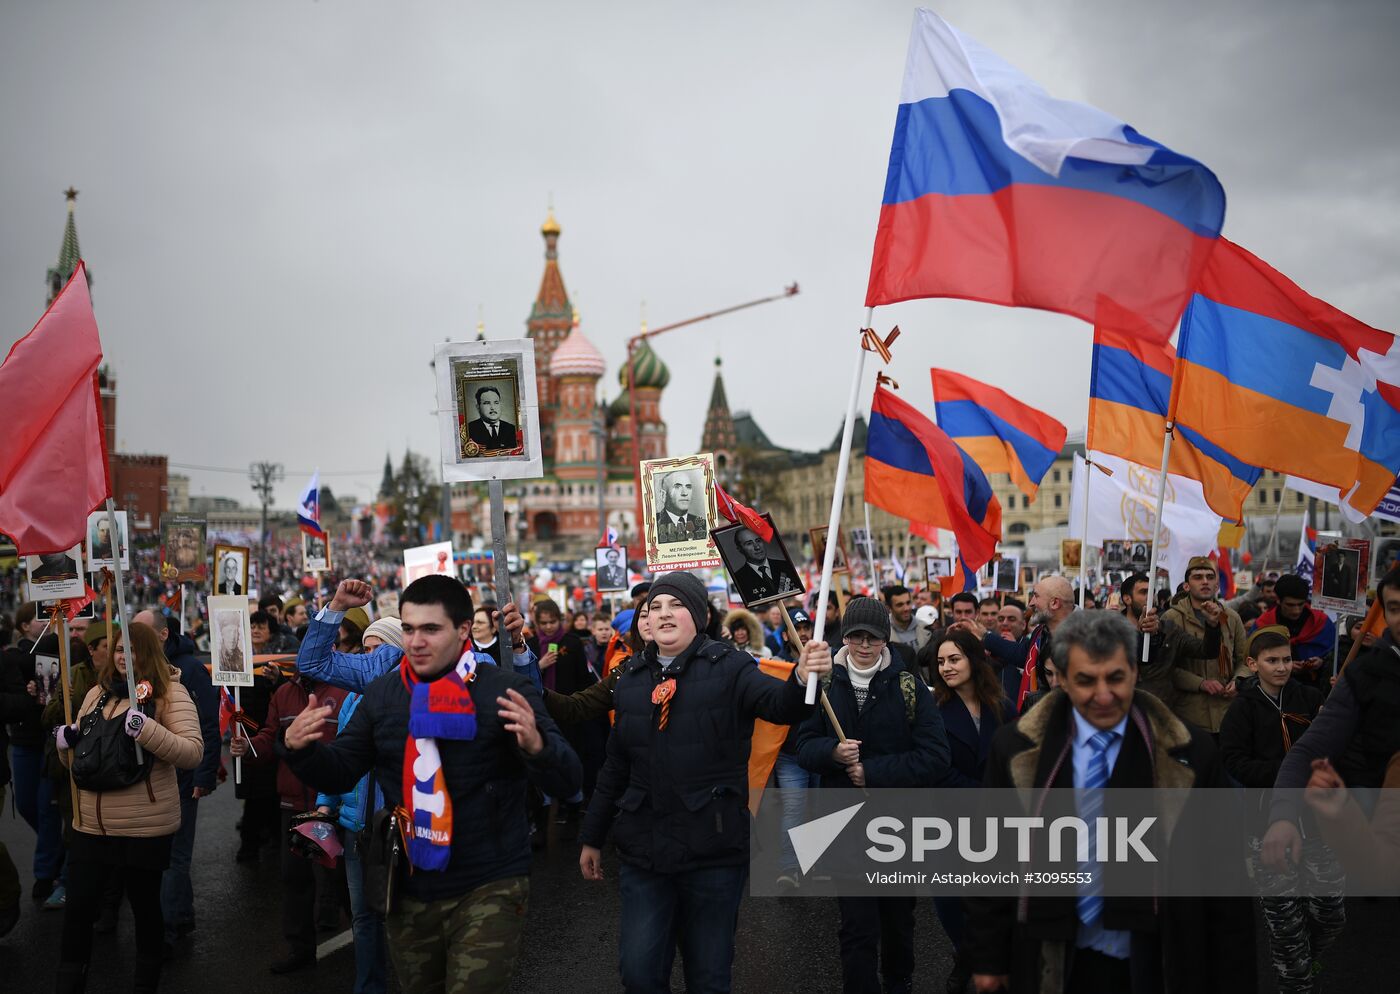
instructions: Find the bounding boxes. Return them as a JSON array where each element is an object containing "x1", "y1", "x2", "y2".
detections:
[
  {"x1": 1220, "y1": 626, "x2": 1342, "y2": 994},
  {"x1": 282, "y1": 575, "x2": 580, "y2": 994}
]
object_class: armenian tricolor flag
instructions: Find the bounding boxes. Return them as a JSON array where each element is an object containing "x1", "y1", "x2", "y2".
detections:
[
  {"x1": 931, "y1": 369, "x2": 1066, "y2": 500},
  {"x1": 865, "y1": 386, "x2": 1001, "y2": 572}
]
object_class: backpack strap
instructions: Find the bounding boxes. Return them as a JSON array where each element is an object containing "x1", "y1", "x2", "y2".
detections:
[{"x1": 898, "y1": 670, "x2": 917, "y2": 726}]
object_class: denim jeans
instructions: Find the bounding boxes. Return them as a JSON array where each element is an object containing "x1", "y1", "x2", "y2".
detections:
[
  {"x1": 344, "y1": 833, "x2": 388, "y2": 994},
  {"x1": 11, "y1": 744, "x2": 65, "y2": 882},
  {"x1": 773, "y1": 752, "x2": 816, "y2": 875},
  {"x1": 160, "y1": 787, "x2": 199, "y2": 940},
  {"x1": 617, "y1": 862, "x2": 747, "y2": 994}
]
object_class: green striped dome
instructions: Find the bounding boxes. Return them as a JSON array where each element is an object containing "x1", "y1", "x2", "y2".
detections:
[{"x1": 618, "y1": 340, "x2": 670, "y2": 390}]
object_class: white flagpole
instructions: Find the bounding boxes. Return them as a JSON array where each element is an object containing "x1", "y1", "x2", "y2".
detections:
[
  {"x1": 863, "y1": 502, "x2": 879, "y2": 581},
  {"x1": 809, "y1": 310, "x2": 874, "y2": 704},
  {"x1": 103, "y1": 498, "x2": 142, "y2": 759},
  {"x1": 1078, "y1": 457, "x2": 1092, "y2": 608},
  {"x1": 1140, "y1": 426, "x2": 1176, "y2": 662}
]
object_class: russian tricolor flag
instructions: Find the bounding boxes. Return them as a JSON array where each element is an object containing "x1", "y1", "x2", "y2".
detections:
[
  {"x1": 297, "y1": 470, "x2": 325, "y2": 538},
  {"x1": 866, "y1": 9, "x2": 1225, "y2": 342},
  {"x1": 865, "y1": 386, "x2": 1001, "y2": 572},
  {"x1": 931, "y1": 369, "x2": 1066, "y2": 500}
]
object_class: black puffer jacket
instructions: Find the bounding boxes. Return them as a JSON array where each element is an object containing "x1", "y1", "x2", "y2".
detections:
[
  {"x1": 579, "y1": 634, "x2": 812, "y2": 873},
  {"x1": 285, "y1": 661, "x2": 580, "y2": 902}
]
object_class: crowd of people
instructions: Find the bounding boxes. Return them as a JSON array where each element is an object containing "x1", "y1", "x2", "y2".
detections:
[{"x1": 0, "y1": 548, "x2": 1397, "y2": 993}]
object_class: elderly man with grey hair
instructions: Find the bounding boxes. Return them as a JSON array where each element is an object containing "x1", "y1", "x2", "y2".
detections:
[
  {"x1": 654, "y1": 469, "x2": 707, "y2": 544},
  {"x1": 964, "y1": 609, "x2": 1253, "y2": 994}
]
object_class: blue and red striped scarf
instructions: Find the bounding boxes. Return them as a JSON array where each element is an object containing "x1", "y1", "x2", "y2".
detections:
[{"x1": 399, "y1": 648, "x2": 479, "y2": 871}]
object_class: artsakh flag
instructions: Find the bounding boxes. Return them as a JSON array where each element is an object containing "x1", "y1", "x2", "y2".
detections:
[
  {"x1": 866, "y1": 9, "x2": 1224, "y2": 341},
  {"x1": 931, "y1": 369, "x2": 1066, "y2": 500},
  {"x1": 0, "y1": 262, "x2": 110, "y2": 554},
  {"x1": 865, "y1": 386, "x2": 1001, "y2": 571}
]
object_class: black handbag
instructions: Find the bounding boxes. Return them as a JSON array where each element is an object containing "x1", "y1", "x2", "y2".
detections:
[
  {"x1": 71, "y1": 690, "x2": 155, "y2": 792},
  {"x1": 359, "y1": 807, "x2": 405, "y2": 916}
]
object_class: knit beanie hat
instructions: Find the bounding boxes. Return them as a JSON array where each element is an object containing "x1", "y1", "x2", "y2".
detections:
[
  {"x1": 842, "y1": 596, "x2": 891, "y2": 642},
  {"x1": 363, "y1": 617, "x2": 405, "y2": 651},
  {"x1": 647, "y1": 571, "x2": 709, "y2": 635}
]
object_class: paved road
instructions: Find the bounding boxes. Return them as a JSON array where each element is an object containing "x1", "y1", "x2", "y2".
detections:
[{"x1": 1, "y1": 768, "x2": 1397, "y2": 992}]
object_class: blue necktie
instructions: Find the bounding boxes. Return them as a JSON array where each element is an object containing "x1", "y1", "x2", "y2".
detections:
[{"x1": 1077, "y1": 729, "x2": 1119, "y2": 926}]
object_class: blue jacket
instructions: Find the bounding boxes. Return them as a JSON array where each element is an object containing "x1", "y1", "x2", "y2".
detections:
[
  {"x1": 935, "y1": 692, "x2": 1016, "y2": 788},
  {"x1": 296, "y1": 608, "x2": 542, "y2": 693},
  {"x1": 166, "y1": 633, "x2": 221, "y2": 793},
  {"x1": 314, "y1": 692, "x2": 382, "y2": 833}
]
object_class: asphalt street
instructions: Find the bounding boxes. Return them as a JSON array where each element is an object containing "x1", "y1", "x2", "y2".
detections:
[{"x1": 1, "y1": 763, "x2": 1397, "y2": 993}]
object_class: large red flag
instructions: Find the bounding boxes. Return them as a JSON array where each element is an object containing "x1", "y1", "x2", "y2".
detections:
[{"x1": 0, "y1": 262, "x2": 110, "y2": 554}]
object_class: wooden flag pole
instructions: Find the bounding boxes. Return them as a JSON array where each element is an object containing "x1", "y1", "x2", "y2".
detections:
[
  {"x1": 810, "y1": 312, "x2": 879, "y2": 704},
  {"x1": 780, "y1": 602, "x2": 864, "y2": 795},
  {"x1": 56, "y1": 608, "x2": 81, "y2": 827},
  {"x1": 103, "y1": 499, "x2": 142, "y2": 760}
]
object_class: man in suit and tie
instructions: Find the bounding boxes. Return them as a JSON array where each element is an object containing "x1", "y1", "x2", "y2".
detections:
[
  {"x1": 730, "y1": 527, "x2": 800, "y2": 605},
  {"x1": 654, "y1": 470, "x2": 708, "y2": 544},
  {"x1": 597, "y1": 548, "x2": 627, "y2": 591},
  {"x1": 31, "y1": 552, "x2": 78, "y2": 581},
  {"x1": 465, "y1": 385, "x2": 518, "y2": 453},
  {"x1": 218, "y1": 553, "x2": 244, "y2": 595}
]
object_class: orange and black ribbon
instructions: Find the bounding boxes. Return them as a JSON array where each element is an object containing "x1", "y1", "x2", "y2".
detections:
[
  {"x1": 652, "y1": 678, "x2": 677, "y2": 731},
  {"x1": 876, "y1": 372, "x2": 900, "y2": 391},
  {"x1": 1280, "y1": 712, "x2": 1312, "y2": 753},
  {"x1": 860, "y1": 325, "x2": 900, "y2": 364},
  {"x1": 231, "y1": 709, "x2": 260, "y2": 736}
]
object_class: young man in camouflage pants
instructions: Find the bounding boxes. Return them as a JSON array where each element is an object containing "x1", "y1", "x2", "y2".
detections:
[{"x1": 283, "y1": 575, "x2": 581, "y2": 992}]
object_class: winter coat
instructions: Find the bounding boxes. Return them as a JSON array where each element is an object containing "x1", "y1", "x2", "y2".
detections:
[
  {"x1": 579, "y1": 635, "x2": 812, "y2": 874},
  {"x1": 723, "y1": 609, "x2": 770, "y2": 660},
  {"x1": 1130, "y1": 614, "x2": 1221, "y2": 711},
  {"x1": 1164, "y1": 594, "x2": 1250, "y2": 732},
  {"x1": 164, "y1": 634, "x2": 222, "y2": 793},
  {"x1": 2, "y1": 645, "x2": 44, "y2": 750},
  {"x1": 244, "y1": 676, "x2": 350, "y2": 812},
  {"x1": 795, "y1": 647, "x2": 950, "y2": 788},
  {"x1": 963, "y1": 689, "x2": 1254, "y2": 994},
  {"x1": 1219, "y1": 675, "x2": 1323, "y2": 835},
  {"x1": 934, "y1": 692, "x2": 1016, "y2": 788},
  {"x1": 285, "y1": 657, "x2": 580, "y2": 903},
  {"x1": 66, "y1": 670, "x2": 203, "y2": 838}
]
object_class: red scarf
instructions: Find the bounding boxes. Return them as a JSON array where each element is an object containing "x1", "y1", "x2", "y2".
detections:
[{"x1": 398, "y1": 647, "x2": 478, "y2": 871}]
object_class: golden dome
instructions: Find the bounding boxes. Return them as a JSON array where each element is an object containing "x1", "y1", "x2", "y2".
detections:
[{"x1": 541, "y1": 207, "x2": 561, "y2": 237}]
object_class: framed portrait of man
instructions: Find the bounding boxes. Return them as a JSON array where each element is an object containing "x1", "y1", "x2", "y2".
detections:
[
  {"x1": 213, "y1": 544, "x2": 251, "y2": 596},
  {"x1": 595, "y1": 546, "x2": 630, "y2": 592},
  {"x1": 1060, "y1": 539, "x2": 1083, "y2": 572},
  {"x1": 1102, "y1": 540, "x2": 1128, "y2": 571},
  {"x1": 85, "y1": 510, "x2": 130, "y2": 571},
  {"x1": 208, "y1": 595, "x2": 255, "y2": 687},
  {"x1": 993, "y1": 555, "x2": 1021, "y2": 593},
  {"x1": 809, "y1": 526, "x2": 849, "y2": 574},
  {"x1": 713, "y1": 514, "x2": 806, "y2": 609},
  {"x1": 303, "y1": 532, "x2": 332, "y2": 574},
  {"x1": 640, "y1": 453, "x2": 720, "y2": 572},
  {"x1": 924, "y1": 556, "x2": 953, "y2": 579},
  {"x1": 160, "y1": 516, "x2": 207, "y2": 584},
  {"x1": 1313, "y1": 538, "x2": 1369, "y2": 614},
  {"x1": 25, "y1": 545, "x2": 85, "y2": 601},
  {"x1": 435, "y1": 339, "x2": 543, "y2": 482},
  {"x1": 33, "y1": 654, "x2": 61, "y2": 708}
]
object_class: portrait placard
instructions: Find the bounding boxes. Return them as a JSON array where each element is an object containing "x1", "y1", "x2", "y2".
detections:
[
  {"x1": 713, "y1": 515, "x2": 805, "y2": 609},
  {"x1": 25, "y1": 545, "x2": 85, "y2": 601},
  {"x1": 435, "y1": 339, "x2": 543, "y2": 482},
  {"x1": 641, "y1": 453, "x2": 720, "y2": 572},
  {"x1": 85, "y1": 510, "x2": 130, "y2": 571},
  {"x1": 375, "y1": 591, "x2": 400, "y2": 619},
  {"x1": 1127, "y1": 541, "x2": 1151, "y2": 573},
  {"x1": 161, "y1": 516, "x2": 207, "y2": 584},
  {"x1": 1019, "y1": 564, "x2": 1038, "y2": 590},
  {"x1": 33, "y1": 654, "x2": 61, "y2": 707},
  {"x1": 404, "y1": 541, "x2": 455, "y2": 585},
  {"x1": 1313, "y1": 538, "x2": 1369, "y2": 615},
  {"x1": 993, "y1": 556, "x2": 1021, "y2": 593},
  {"x1": 809, "y1": 525, "x2": 849, "y2": 573},
  {"x1": 1102, "y1": 540, "x2": 1128, "y2": 572},
  {"x1": 213, "y1": 544, "x2": 251, "y2": 596},
  {"x1": 595, "y1": 546, "x2": 630, "y2": 592},
  {"x1": 924, "y1": 556, "x2": 953, "y2": 579},
  {"x1": 303, "y1": 532, "x2": 332, "y2": 574},
  {"x1": 1060, "y1": 539, "x2": 1083, "y2": 572},
  {"x1": 208, "y1": 595, "x2": 254, "y2": 687}
]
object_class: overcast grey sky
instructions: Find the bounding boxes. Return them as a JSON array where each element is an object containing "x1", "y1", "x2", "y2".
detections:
[{"x1": 3, "y1": 1, "x2": 1396, "y2": 510}]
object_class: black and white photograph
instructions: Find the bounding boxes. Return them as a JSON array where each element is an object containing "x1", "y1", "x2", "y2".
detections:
[
  {"x1": 208, "y1": 595, "x2": 254, "y2": 687},
  {"x1": 654, "y1": 468, "x2": 708, "y2": 545},
  {"x1": 161, "y1": 515, "x2": 207, "y2": 584},
  {"x1": 85, "y1": 510, "x2": 129, "y2": 571},
  {"x1": 1102, "y1": 539, "x2": 1128, "y2": 571},
  {"x1": 713, "y1": 513, "x2": 805, "y2": 608},
  {"x1": 1313, "y1": 538, "x2": 1370, "y2": 614},
  {"x1": 924, "y1": 556, "x2": 953, "y2": 579},
  {"x1": 25, "y1": 545, "x2": 85, "y2": 601},
  {"x1": 303, "y1": 531, "x2": 331, "y2": 573},
  {"x1": 1127, "y1": 541, "x2": 1151, "y2": 572},
  {"x1": 640, "y1": 453, "x2": 720, "y2": 571},
  {"x1": 595, "y1": 546, "x2": 629, "y2": 592},
  {"x1": 214, "y1": 544, "x2": 250, "y2": 596},
  {"x1": 993, "y1": 555, "x2": 1021, "y2": 592},
  {"x1": 436, "y1": 340, "x2": 544, "y2": 482},
  {"x1": 33, "y1": 654, "x2": 60, "y2": 708}
]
